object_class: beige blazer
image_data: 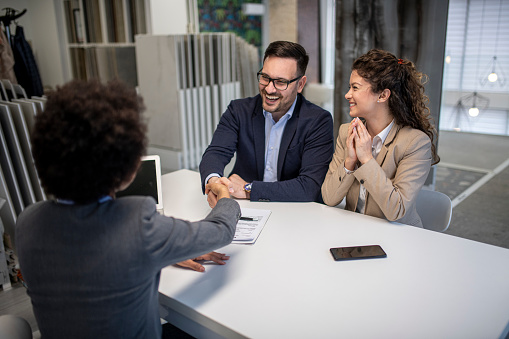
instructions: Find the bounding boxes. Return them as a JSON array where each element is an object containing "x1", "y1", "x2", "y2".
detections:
[{"x1": 321, "y1": 122, "x2": 432, "y2": 227}]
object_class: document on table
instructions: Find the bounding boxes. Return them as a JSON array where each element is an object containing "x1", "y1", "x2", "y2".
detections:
[{"x1": 233, "y1": 208, "x2": 271, "y2": 244}]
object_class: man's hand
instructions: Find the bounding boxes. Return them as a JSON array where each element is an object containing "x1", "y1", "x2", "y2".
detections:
[
  {"x1": 176, "y1": 252, "x2": 230, "y2": 272},
  {"x1": 228, "y1": 174, "x2": 250, "y2": 199},
  {"x1": 205, "y1": 177, "x2": 233, "y2": 208}
]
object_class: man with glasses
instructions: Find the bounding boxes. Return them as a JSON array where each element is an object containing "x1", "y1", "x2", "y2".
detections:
[{"x1": 200, "y1": 40, "x2": 334, "y2": 207}]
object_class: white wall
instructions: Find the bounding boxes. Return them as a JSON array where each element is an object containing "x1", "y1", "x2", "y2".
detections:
[
  {"x1": 1, "y1": 0, "x2": 67, "y2": 90},
  {"x1": 28, "y1": 0, "x2": 68, "y2": 88},
  {"x1": 146, "y1": 0, "x2": 189, "y2": 34},
  {"x1": 1, "y1": 0, "x2": 32, "y2": 33}
]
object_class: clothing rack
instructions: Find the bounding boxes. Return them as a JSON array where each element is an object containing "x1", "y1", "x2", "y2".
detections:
[{"x1": 0, "y1": 8, "x2": 27, "y2": 46}]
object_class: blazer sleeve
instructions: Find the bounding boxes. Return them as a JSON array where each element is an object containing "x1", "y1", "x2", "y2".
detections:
[
  {"x1": 321, "y1": 123, "x2": 357, "y2": 206},
  {"x1": 141, "y1": 197, "x2": 241, "y2": 270},
  {"x1": 354, "y1": 130, "x2": 432, "y2": 221},
  {"x1": 250, "y1": 110, "x2": 334, "y2": 202},
  {"x1": 199, "y1": 102, "x2": 240, "y2": 192}
]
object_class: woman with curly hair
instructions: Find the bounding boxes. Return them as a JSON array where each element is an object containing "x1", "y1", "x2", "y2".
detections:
[
  {"x1": 15, "y1": 79, "x2": 240, "y2": 338},
  {"x1": 321, "y1": 49, "x2": 439, "y2": 227}
]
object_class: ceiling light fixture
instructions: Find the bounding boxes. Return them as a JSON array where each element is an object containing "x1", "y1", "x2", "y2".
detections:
[
  {"x1": 480, "y1": 0, "x2": 506, "y2": 86},
  {"x1": 452, "y1": 92, "x2": 489, "y2": 131},
  {"x1": 480, "y1": 55, "x2": 506, "y2": 86}
]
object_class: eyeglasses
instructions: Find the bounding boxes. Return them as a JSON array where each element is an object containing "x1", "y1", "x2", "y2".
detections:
[{"x1": 257, "y1": 71, "x2": 302, "y2": 91}]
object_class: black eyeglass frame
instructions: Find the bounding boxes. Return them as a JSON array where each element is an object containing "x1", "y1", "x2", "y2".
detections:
[{"x1": 257, "y1": 71, "x2": 303, "y2": 91}]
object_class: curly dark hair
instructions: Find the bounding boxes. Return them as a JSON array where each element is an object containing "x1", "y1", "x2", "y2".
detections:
[
  {"x1": 352, "y1": 49, "x2": 440, "y2": 164},
  {"x1": 32, "y1": 79, "x2": 147, "y2": 203},
  {"x1": 263, "y1": 41, "x2": 309, "y2": 77}
]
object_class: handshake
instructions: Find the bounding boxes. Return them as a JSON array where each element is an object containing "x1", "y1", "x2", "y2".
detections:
[
  {"x1": 176, "y1": 173, "x2": 250, "y2": 273},
  {"x1": 205, "y1": 174, "x2": 250, "y2": 208}
]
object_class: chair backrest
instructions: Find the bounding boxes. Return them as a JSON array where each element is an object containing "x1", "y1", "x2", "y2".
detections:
[
  {"x1": 416, "y1": 189, "x2": 452, "y2": 232},
  {"x1": 0, "y1": 315, "x2": 32, "y2": 339}
]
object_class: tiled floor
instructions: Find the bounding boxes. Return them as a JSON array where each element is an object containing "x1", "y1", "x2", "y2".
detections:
[
  {"x1": 434, "y1": 166, "x2": 486, "y2": 201},
  {"x1": 435, "y1": 130, "x2": 509, "y2": 249}
]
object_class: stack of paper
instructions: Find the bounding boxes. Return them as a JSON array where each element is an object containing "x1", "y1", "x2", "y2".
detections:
[{"x1": 233, "y1": 208, "x2": 271, "y2": 244}]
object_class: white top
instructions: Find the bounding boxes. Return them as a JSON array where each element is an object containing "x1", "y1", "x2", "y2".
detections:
[
  {"x1": 160, "y1": 169, "x2": 509, "y2": 339},
  {"x1": 357, "y1": 120, "x2": 394, "y2": 213}
]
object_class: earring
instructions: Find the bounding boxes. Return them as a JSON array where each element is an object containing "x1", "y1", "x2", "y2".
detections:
[{"x1": 377, "y1": 100, "x2": 380, "y2": 103}]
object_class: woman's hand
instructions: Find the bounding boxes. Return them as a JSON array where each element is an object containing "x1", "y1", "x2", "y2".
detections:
[
  {"x1": 176, "y1": 252, "x2": 230, "y2": 272},
  {"x1": 353, "y1": 118, "x2": 374, "y2": 164},
  {"x1": 345, "y1": 119, "x2": 359, "y2": 170}
]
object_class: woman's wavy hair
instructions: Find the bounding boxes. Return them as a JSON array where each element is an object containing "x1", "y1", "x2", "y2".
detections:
[
  {"x1": 352, "y1": 49, "x2": 439, "y2": 164},
  {"x1": 32, "y1": 79, "x2": 147, "y2": 203}
]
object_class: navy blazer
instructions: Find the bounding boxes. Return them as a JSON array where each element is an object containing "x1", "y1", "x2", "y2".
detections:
[{"x1": 200, "y1": 93, "x2": 334, "y2": 202}]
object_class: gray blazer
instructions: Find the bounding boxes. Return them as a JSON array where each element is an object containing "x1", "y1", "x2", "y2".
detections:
[
  {"x1": 16, "y1": 196, "x2": 240, "y2": 339},
  {"x1": 322, "y1": 122, "x2": 432, "y2": 227}
]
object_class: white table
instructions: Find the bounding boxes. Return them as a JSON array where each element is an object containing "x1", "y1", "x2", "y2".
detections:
[{"x1": 159, "y1": 169, "x2": 509, "y2": 339}]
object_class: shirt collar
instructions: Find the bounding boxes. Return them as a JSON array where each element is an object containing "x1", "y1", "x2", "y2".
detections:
[
  {"x1": 56, "y1": 195, "x2": 113, "y2": 205},
  {"x1": 378, "y1": 119, "x2": 395, "y2": 143},
  {"x1": 263, "y1": 97, "x2": 297, "y2": 122},
  {"x1": 372, "y1": 119, "x2": 395, "y2": 153}
]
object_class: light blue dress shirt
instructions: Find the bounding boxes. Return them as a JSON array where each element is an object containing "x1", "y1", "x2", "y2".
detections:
[
  {"x1": 262, "y1": 98, "x2": 297, "y2": 182},
  {"x1": 205, "y1": 97, "x2": 298, "y2": 185}
]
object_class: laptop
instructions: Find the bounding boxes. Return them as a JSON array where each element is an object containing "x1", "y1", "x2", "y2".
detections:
[{"x1": 116, "y1": 155, "x2": 164, "y2": 213}]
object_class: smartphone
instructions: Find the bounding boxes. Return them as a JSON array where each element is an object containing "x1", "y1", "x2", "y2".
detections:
[{"x1": 330, "y1": 245, "x2": 387, "y2": 261}]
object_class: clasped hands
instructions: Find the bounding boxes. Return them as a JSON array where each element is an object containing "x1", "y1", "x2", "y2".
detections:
[
  {"x1": 206, "y1": 174, "x2": 250, "y2": 208},
  {"x1": 344, "y1": 117, "x2": 374, "y2": 171}
]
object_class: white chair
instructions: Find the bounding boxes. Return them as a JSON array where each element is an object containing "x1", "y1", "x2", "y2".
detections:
[
  {"x1": 0, "y1": 315, "x2": 32, "y2": 339},
  {"x1": 416, "y1": 189, "x2": 452, "y2": 232}
]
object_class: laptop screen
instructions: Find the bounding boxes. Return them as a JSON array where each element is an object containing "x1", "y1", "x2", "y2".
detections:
[{"x1": 116, "y1": 155, "x2": 163, "y2": 211}]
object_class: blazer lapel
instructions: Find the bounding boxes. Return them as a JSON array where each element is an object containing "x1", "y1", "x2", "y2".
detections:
[
  {"x1": 253, "y1": 97, "x2": 266, "y2": 180},
  {"x1": 376, "y1": 123, "x2": 401, "y2": 166}
]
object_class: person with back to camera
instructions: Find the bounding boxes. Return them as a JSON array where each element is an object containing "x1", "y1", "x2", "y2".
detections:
[
  {"x1": 321, "y1": 49, "x2": 440, "y2": 227},
  {"x1": 15, "y1": 79, "x2": 241, "y2": 339},
  {"x1": 199, "y1": 40, "x2": 334, "y2": 208}
]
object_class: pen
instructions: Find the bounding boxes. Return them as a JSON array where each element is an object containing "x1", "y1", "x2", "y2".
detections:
[{"x1": 240, "y1": 216, "x2": 256, "y2": 221}]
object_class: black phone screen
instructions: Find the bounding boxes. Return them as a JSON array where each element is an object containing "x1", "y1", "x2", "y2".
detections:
[{"x1": 330, "y1": 245, "x2": 387, "y2": 261}]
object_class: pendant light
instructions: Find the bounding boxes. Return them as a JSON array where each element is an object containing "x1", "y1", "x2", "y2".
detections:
[{"x1": 480, "y1": 0, "x2": 506, "y2": 86}]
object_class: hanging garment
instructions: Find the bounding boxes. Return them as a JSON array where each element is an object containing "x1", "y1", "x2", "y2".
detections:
[
  {"x1": 0, "y1": 26, "x2": 17, "y2": 83},
  {"x1": 12, "y1": 25, "x2": 43, "y2": 97}
]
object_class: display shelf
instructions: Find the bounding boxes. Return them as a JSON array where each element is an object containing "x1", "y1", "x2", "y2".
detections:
[
  {"x1": 136, "y1": 33, "x2": 259, "y2": 171},
  {"x1": 63, "y1": 0, "x2": 146, "y2": 45},
  {"x1": 62, "y1": 0, "x2": 146, "y2": 85}
]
